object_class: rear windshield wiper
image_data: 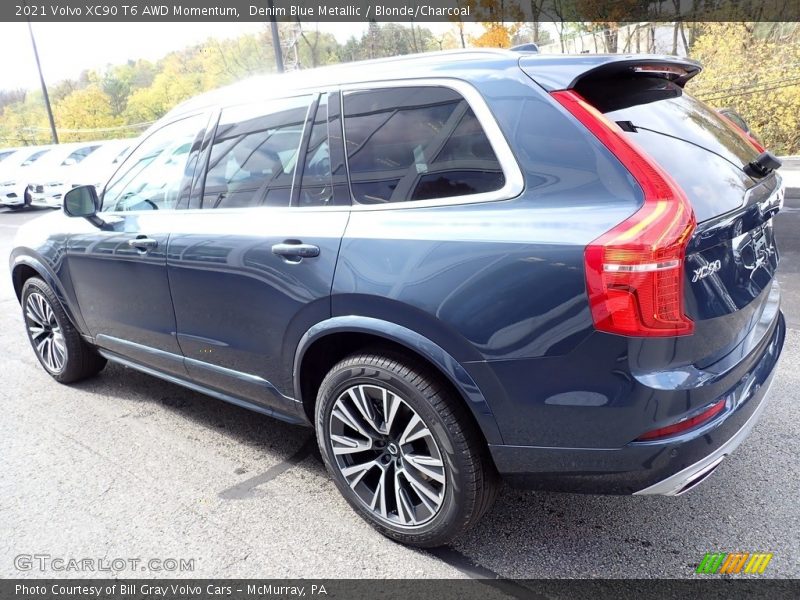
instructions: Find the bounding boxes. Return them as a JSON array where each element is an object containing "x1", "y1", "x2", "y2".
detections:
[{"x1": 744, "y1": 151, "x2": 782, "y2": 179}]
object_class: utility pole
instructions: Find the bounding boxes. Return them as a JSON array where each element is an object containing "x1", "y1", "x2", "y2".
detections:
[
  {"x1": 268, "y1": 0, "x2": 284, "y2": 73},
  {"x1": 27, "y1": 19, "x2": 58, "y2": 144}
]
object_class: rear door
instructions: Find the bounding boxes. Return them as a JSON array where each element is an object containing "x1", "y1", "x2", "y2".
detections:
[{"x1": 166, "y1": 93, "x2": 349, "y2": 410}]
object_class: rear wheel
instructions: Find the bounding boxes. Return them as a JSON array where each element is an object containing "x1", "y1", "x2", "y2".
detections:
[
  {"x1": 21, "y1": 277, "x2": 106, "y2": 383},
  {"x1": 315, "y1": 351, "x2": 498, "y2": 547}
]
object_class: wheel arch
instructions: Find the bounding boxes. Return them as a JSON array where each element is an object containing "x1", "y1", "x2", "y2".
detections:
[
  {"x1": 11, "y1": 255, "x2": 86, "y2": 335},
  {"x1": 293, "y1": 316, "x2": 504, "y2": 445}
]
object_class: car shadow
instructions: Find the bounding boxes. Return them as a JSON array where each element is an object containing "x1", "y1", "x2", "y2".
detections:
[
  {"x1": 69, "y1": 359, "x2": 791, "y2": 578},
  {"x1": 71, "y1": 361, "x2": 320, "y2": 461}
]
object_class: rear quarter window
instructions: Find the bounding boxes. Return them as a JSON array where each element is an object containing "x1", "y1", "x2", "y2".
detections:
[{"x1": 342, "y1": 86, "x2": 505, "y2": 205}]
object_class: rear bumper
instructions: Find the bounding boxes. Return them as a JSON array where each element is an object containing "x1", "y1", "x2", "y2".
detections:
[
  {"x1": 489, "y1": 311, "x2": 784, "y2": 494},
  {"x1": 633, "y1": 372, "x2": 774, "y2": 495}
]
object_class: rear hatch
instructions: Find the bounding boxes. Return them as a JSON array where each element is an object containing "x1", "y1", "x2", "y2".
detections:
[{"x1": 521, "y1": 56, "x2": 783, "y2": 369}]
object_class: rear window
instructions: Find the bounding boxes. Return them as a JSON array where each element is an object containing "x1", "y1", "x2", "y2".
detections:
[
  {"x1": 342, "y1": 86, "x2": 505, "y2": 205},
  {"x1": 578, "y1": 77, "x2": 759, "y2": 222},
  {"x1": 589, "y1": 78, "x2": 759, "y2": 169}
]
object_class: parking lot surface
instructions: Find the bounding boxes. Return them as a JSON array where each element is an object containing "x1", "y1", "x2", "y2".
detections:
[{"x1": 1, "y1": 184, "x2": 799, "y2": 579}]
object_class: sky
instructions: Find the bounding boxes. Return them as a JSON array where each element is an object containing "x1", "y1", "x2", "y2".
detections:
[{"x1": 0, "y1": 21, "x2": 457, "y2": 91}]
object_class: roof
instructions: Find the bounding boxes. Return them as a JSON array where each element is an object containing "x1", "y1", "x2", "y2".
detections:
[
  {"x1": 164, "y1": 49, "x2": 702, "y2": 119},
  {"x1": 166, "y1": 49, "x2": 523, "y2": 118}
]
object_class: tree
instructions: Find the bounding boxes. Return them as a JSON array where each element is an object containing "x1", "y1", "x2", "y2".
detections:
[
  {"x1": 0, "y1": 92, "x2": 49, "y2": 145},
  {"x1": 688, "y1": 22, "x2": 800, "y2": 154},
  {"x1": 55, "y1": 86, "x2": 121, "y2": 142},
  {"x1": 296, "y1": 24, "x2": 341, "y2": 68},
  {"x1": 0, "y1": 89, "x2": 26, "y2": 112},
  {"x1": 512, "y1": 23, "x2": 553, "y2": 46},
  {"x1": 469, "y1": 0, "x2": 525, "y2": 48}
]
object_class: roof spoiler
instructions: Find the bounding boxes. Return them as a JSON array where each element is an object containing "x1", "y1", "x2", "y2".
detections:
[{"x1": 519, "y1": 55, "x2": 702, "y2": 91}]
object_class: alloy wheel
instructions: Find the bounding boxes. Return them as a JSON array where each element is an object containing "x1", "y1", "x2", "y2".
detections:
[
  {"x1": 328, "y1": 384, "x2": 446, "y2": 528},
  {"x1": 25, "y1": 291, "x2": 67, "y2": 373}
]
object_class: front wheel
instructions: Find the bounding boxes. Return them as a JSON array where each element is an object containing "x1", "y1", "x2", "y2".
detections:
[
  {"x1": 315, "y1": 351, "x2": 498, "y2": 547},
  {"x1": 21, "y1": 277, "x2": 106, "y2": 383}
]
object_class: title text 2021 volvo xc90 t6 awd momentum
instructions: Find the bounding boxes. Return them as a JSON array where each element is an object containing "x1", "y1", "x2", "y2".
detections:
[{"x1": 10, "y1": 50, "x2": 785, "y2": 546}]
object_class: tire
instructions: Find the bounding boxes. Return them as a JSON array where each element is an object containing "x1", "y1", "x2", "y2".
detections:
[
  {"x1": 21, "y1": 277, "x2": 106, "y2": 383},
  {"x1": 315, "y1": 350, "x2": 499, "y2": 547}
]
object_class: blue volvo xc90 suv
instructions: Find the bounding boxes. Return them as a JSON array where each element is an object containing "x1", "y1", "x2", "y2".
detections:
[{"x1": 10, "y1": 50, "x2": 785, "y2": 546}]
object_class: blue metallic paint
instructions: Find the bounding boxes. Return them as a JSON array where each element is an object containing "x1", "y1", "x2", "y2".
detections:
[
  {"x1": 294, "y1": 315, "x2": 504, "y2": 444},
  {"x1": 8, "y1": 51, "x2": 786, "y2": 496}
]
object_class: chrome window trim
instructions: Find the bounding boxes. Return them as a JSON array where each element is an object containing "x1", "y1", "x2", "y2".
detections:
[{"x1": 101, "y1": 78, "x2": 524, "y2": 216}]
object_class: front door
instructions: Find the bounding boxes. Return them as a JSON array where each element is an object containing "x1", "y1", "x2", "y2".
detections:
[{"x1": 67, "y1": 113, "x2": 208, "y2": 374}]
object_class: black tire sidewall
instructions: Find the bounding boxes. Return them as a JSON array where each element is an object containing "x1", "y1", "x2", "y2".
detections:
[
  {"x1": 21, "y1": 278, "x2": 69, "y2": 378},
  {"x1": 20, "y1": 277, "x2": 105, "y2": 383},
  {"x1": 316, "y1": 357, "x2": 474, "y2": 546}
]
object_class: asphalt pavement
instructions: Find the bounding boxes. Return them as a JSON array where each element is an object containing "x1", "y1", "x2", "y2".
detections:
[{"x1": 1, "y1": 182, "x2": 798, "y2": 580}]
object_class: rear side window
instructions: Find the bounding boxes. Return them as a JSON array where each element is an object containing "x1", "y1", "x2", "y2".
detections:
[
  {"x1": 342, "y1": 86, "x2": 505, "y2": 205},
  {"x1": 202, "y1": 95, "x2": 312, "y2": 209}
]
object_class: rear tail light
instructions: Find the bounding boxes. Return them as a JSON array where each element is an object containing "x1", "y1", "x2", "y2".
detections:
[
  {"x1": 551, "y1": 90, "x2": 696, "y2": 337},
  {"x1": 636, "y1": 398, "x2": 726, "y2": 441}
]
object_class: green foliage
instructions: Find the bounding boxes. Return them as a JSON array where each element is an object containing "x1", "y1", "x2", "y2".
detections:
[
  {"x1": 688, "y1": 22, "x2": 800, "y2": 154},
  {"x1": 55, "y1": 85, "x2": 121, "y2": 142},
  {"x1": 0, "y1": 23, "x2": 442, "y2": 147},
  {"x1": 5, "y1": 22, "x2": 794, "y2": 154}
]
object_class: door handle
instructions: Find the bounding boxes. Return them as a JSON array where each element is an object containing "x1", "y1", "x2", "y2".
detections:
[
  {"x1": 272, "y1": 241, "x2": 320, "y2": 260},
  {"x1": 128, "y1": 236, "x2": 158, "y2": 251}
]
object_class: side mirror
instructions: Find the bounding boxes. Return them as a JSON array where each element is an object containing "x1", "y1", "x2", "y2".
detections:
[
  {"x1": 64, "y1": 185, "x2": 99, "y2": 217},
  {"x1": 64, "y1": 185, "x2": 105, "y2": 228}
]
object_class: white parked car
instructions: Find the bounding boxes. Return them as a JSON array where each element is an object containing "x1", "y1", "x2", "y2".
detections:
[
  {"x1": 61, "y1": 139, "x2": 132, "y2": 198},
  {"x1": 0, "y1": 147, "x2": 24, "y2": 163},
  {"x1": 25, "y1": 142, "x2": 103, "y2": 208},
  {"x1": 0, "y1": 146, "x2": 53, "y2": 209}
]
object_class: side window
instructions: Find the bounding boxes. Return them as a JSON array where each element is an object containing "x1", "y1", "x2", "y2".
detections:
[
  {"x1": 103, "y1": 114, "x2": 206, "y2": 212},
  {"x1": 297, "y1": 96, "x2": 332, "y2": 207},
  {"x1": 342, "y1": 86, "x2": 505, "y2": 205},
  {"x1": 63, "y1": 145, "x2": 99, "y2": 166},
  {"x1": 202, "y1": 95, "x2": 312, "y2": 209},
  {"x1": 21, "y1": 150, "x2": 48, "y2": 167}
]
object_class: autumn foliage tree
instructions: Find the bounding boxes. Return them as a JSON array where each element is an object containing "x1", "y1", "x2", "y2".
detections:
[
  {"x1": 688, "y1": 22, "x2": 800, "y2": 154},
  {"x1": 55, "y1": 86, "x2": 121, "y2": 142},
  {"x1": 468, "y1": 0, "x2": 525, "y2": 48}
]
